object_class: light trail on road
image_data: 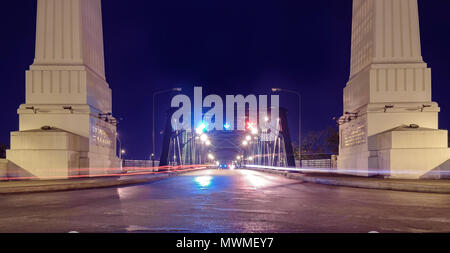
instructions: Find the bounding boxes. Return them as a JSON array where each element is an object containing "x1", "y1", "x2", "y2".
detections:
[
  {"x1": 0, "y1": 164, "x2": 210, "y2": 181},
  {"x1": 244, "y1": 164, "x2": 450, "y2": 177}
]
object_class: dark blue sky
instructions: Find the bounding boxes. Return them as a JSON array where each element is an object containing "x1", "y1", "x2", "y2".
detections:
[{"x1": 0, "y1": 0, "x2": 449, "y2": 159}]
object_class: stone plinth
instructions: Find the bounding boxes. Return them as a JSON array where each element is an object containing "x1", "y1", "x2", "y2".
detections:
[
  {"x1": 7, "y1": 128, "x2": 88, "y2": 178},
  {"x1": 0, "y1": 159, "x2": 7, "y2": 179},
  {"x1": 368, "y1": 126, "x2": 450, "y2": 179}
]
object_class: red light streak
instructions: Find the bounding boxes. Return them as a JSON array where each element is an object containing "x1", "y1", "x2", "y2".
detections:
[{"x1": 0, "y1": 164, "x2": 211, "y2": 181}]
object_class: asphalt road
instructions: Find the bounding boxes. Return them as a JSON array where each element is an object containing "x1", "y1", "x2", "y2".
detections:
[{"x1": 1, "y1": 169, "x2": 450, "y2": 233}]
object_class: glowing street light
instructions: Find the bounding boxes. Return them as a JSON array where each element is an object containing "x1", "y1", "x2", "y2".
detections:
[
  {"x1": 120, "y1": 149, "x2": 126, "y2": 161},
  {"x1": 236, "y1": 155, "x2": 241, "y2": 160},
  {"x1": 196, "y1": 122, "x2": 207, "y2": 135},
  {"x1": 245, "y1": 135, "x2": 251, "y2": 141},
  {"x1": 205, "y1": 140, "x2": 211, "y2": 146},
  {"x1": 208, "y1": 153, "x2": 215, "y2": 160},
  {"x1": 199, "y1": 122, "x2": 207, "y2": 130},
  {"x1": 200, "y1": 134, "x2": 208, "y2": 142},
  {"x1": 242, "y1": 140, "x2": 248, "y2": 146}
]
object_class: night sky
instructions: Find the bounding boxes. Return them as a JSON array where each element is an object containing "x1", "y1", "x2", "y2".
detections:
[{"x1": 0, "y1": 0, "x2": 449, "y2": 160}]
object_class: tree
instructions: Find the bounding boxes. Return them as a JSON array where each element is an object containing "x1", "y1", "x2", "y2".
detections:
[
  {"x1": 325, "y1": 126, "x2": 339, "y2": 154},
  {"x1": 294, "y1": 125, "x2": 339, "y2": 160},
  {"x1": 0, "y1": 144, "x2": 7, "y2": 159}
]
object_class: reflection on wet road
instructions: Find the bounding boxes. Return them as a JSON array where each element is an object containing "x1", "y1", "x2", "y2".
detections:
[{"x1": 1, "y1": 169, "x2": 450, "y2": 232}]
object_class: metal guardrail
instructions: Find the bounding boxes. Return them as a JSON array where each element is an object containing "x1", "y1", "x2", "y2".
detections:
[
  {"x1": 122, "y1": 160, "x2": 160, "y2": 173},
  {"x1": 123, "y1": 160, "x2": 159, "y2": 168},
  {"x1": 244, "y1": 164, "x2": 340, "y2": 174},
  {"x1": 301, "y1": 159, "x2": 332, "y2": 168}
]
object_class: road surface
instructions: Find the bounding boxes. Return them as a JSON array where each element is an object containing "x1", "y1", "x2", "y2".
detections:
[{"x1": 1, "y1": 169, "x2": 450, "y2": 233}]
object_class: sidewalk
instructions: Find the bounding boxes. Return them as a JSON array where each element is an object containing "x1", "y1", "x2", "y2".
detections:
[
  {"x1": 247, "y1": 167, "x2": 450, "y2": 194},
  {"x1": 0, "y1": 168, "x2": 204, "y2": 194}
]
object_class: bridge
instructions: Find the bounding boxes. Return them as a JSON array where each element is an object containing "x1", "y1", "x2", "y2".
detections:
[
  {"x1": 158, "y1": 107, "x2": 296, "y2": 168},
  {"x1": 1, "y1": 0, "x2": 449, "y2": 234}
]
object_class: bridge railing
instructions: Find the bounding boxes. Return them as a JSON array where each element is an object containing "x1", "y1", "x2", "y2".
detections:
[
  {"x1": 123, "y1": 160, "x2": 160, "y2": 173},
  {"x1": 301, "y1": 159, "x2": 332, "y2": 168}
]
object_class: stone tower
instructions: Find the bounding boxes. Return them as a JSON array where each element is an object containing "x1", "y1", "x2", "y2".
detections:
[
  {"x1": 7, "y1": 0, "x2": 120, "y2": 178},
  {"x1": 337, "y1": 0, "x2": 449, "y2": 179}
]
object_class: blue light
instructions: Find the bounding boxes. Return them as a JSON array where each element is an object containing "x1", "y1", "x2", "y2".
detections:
[
  {"x1": 224, "y1": 122, "x2": 231, "y2": 130},
  {"x1": 195, "y1": 122, "x2": 208, "y2": 134},
  {"x1": 197, "y1": 122, "x2": 207, "y2": 132}
]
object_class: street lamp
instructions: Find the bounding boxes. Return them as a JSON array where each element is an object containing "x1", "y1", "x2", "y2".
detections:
[
  {"x1": 116, "y1": 133, "x2": 122, "y2": 159},
  {"x1": 200, "y1": 134, "x2": 208, "y2": 142},
  {"x1": 152, "y1": 88, "x2": 182, "y2": 167},
  {"x1": 272, "y1": 88, "x2": 302, "y2": 167},
  {"x1": 196, "y1": 122, "x2": 207, "y2": 134},
  {"x1": 120, "y1": 149, "x2": 126, "y2": 169}
]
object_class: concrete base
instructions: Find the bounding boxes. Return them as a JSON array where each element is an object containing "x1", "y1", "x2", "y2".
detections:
[
  {"x1": 0, "y1": 159, "x2": 7, "y2": 179},
  {"x1": 337, "y1": 151, "x2": 378, "y2": 177},
  {"x1": 6, "y1": 128, "x2": 120, "y2": 179},
  {"x1": 368, "y1": 126, "x2": 450, "y2": 179}
]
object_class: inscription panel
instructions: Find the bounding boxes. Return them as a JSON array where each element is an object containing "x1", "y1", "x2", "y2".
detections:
[
  {"x1": 342, "y1": 124, "x2": 367, "y2": 148},
  {"x1": 90, "y1": 118, "x2": 114, "y2": 148}
]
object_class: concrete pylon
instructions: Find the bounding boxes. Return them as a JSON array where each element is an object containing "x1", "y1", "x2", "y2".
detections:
[
  {"x1": 6, "y1": 0, "x2": 120, "y2": 178},
  {"x1": 337, "y1": 0, "x2": 450, "y2": 179}
]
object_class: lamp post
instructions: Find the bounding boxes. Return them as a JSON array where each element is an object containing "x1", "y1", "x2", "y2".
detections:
[
  {"x1": 152, "y1": 88, "x2": 182, "y2": 167},
  {"x1": 116, "y1": 133, "x2": 123, "y2": 170},
  {"x1": 272, "y1": 88, "x2": 302, "y2": 167},
  {"x1": 117, "y1": 133, "x2": 122, "y2": 159}
]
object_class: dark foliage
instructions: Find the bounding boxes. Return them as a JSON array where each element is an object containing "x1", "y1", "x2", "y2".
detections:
[
  {"x1": 0, "y1": 144, "x2": 7, "y2": 159},
  {"x1": 293, "y1": 126, "x2": 339, "y2": 160}
]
